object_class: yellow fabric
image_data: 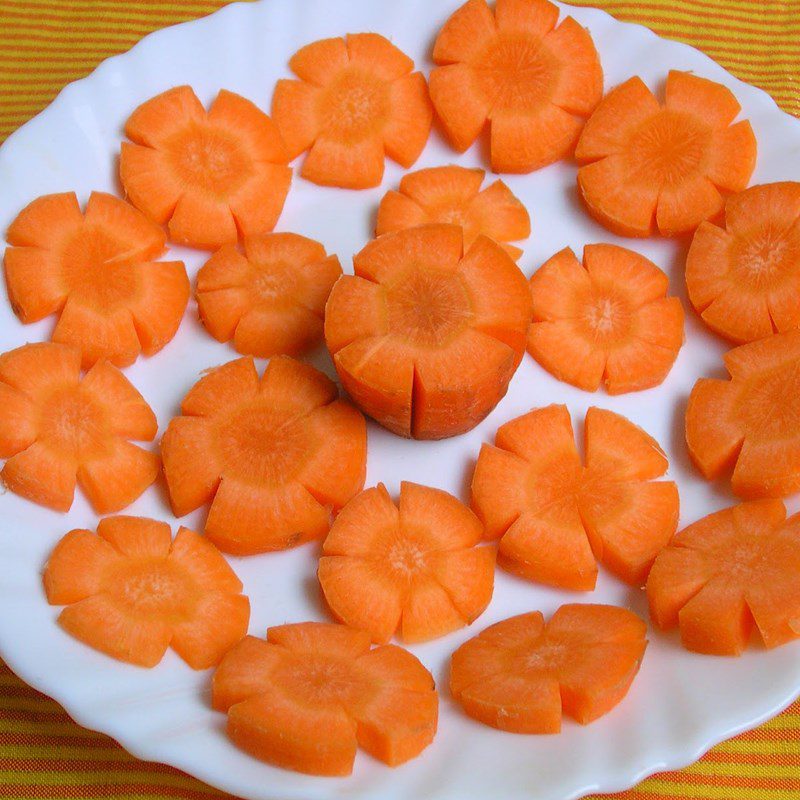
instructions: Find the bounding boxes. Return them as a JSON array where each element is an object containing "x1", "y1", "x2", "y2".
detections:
[{"x1": 0, "y1": 0, "x2": 799, "y2": 798}]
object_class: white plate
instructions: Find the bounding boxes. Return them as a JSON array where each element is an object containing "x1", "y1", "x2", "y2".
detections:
[{"x1": 1, "y1": 1, "x2": 799, "y2": 798}]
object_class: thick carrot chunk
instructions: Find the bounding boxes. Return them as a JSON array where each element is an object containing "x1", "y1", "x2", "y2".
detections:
[
  {"x1": 647, "y1": 500, "x2": 800, "y2": 654},
  {"x1": 319, "y1": 482, "x2": 494, "y2": 643},
  {"x1": 430, "y1": 0, "x2": 602, "y2": 172},
  {"x1": 3, "y1": 192, "x2": 188, "y2": 369},
  {"x1": 576, "y1": 72, "x2": 756, "y2": 237},
  {"x1": 450, "y1": 604, "x2": 647, "y2": 732},
  {"x1": 471, "y1": 405, "x2": 678, "y2": 589},
  {"x1": 212, "y1": 621, "x2": 437, "y2": 775},
  {"x1": 44, "y1": 518, "x2": 249, "y2": 668},
  {"x1": 161, "y1": 355, "x2": 366, "y2": 554},
  {"x1": 0, "y1": 343, "x2": 158, "y2": 513},
  {"x1": 685, "y1": 331, "x2": 800, "y2": 498},
  {"x1": 197, "y1": 233, "x2": 341, "y2": 358},
  {"x1": 376, "y1": 165, "x2": 530, "y2": 258},
  {"x1": 686, "y1": 183, "x2": 800, "y2": 343},
  {"x1": 271, "y1": 34, "x2": 432, "y2": 189},
  {"x1": 120, "y1": 86, "x2": 291, "y2": 250},
  {"x1": 325, "y1": 224, "x2": 531, "y2": 439},
  {"x1": 528, "y1": 244, "x2": 684, "y2": 393}
]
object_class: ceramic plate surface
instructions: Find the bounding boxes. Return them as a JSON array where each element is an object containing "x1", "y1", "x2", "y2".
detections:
[{"x1": 1, "y1": 2, "x2": 799, "y2": 799}]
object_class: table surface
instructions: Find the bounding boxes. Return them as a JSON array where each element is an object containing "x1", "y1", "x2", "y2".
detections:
[{"x1": 0, "y1": 1, "x2": 799, "y2": 798}]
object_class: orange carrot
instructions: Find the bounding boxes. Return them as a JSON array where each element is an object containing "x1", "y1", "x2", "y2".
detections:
[
  {"x1": 3, "y1": 192, "x2": 188, "y2": 369},
  {"x1": 527, "y1": 244, "x2": 684, "y2": 394},
  {"x1": 685, "y1": 331, "x2": 800, "y2": 499},
  {"x1": 0, "y1": 342, "x2": 159, "y2": 513},
  {"x1": 471, "y1": 405, "x2": 678, "y2": 589},
  {"x1": 319, "y1": 482, "x2": 495, "y2": 643},
  {"x1": 576, "y1": 71, "x2": 757, "y2": 237},
  {"x1": 121, "y1": 86, "x2": 291, "y2": 250},
  {"x1": 196, "y1": 233, "x2": 341, "y2": 358},
  {"x1": 647, "y1": 500, "x2": 800, "y2": 655},
  {"x1": 686, "y1": 182, "x2": 800, "y2": 343},
  {"x1": 161, "y1": 355, "x2": 366, "y2": 555},
  {"x1": 324, "y1": 224, "x2": 532, "y2": 439},
  {"x1": 450, "y1": 604, "x2": 647, "y2": 732},
  {"x1": 376, "y1": 165, "x2": 530, "y2": 258},
  {"x1": 212, "y1": 621, "x2": 437, "y2": 775},
  {"x1": 44, "y1": 516, "x2": 249, "y2": 668},
  {"x1": 271, "y1": 33, "x2": 432, "y2": 189},
  {"x1": 430, "y1": 0, "x2": 602, "y2": 172}
]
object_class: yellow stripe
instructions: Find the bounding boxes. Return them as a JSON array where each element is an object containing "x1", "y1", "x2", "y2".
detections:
[{"x1": 639, "y1": 782, "x2": 800, "y2": 799}]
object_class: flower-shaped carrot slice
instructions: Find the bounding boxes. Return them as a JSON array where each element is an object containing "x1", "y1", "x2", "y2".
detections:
[
  {"x1": 196, "y1": 233, "x2": 342, "y2": 358},
  {"x1": 0, "y1": 343, "x2": 159, "y2": 513},
  {"x1": 576, "y1": 71, "x2": 757, "y2": 237},
  {"x1": 44, "y1": 516, "x2": 250, "y2": 668},
  {"x1": 450, "y1": 604, "x2": 647, "y2": 733},
  {"x1": 324, "y1": 224, "x2": 532, "y2": 439},
  {"x1": 686, "y1": 182, "x2": 800, "y2": 343},
  {"x1": 212, "y1": 621, "x2": 437, "y2": 775},
  {"x1": 527, "y1": 244, "x2": 684, "y2": 394},
  {"x1": 376, "y1": 165, "x2": 530, "y2": 258},
  {"x1": 120, "y1": 86, "x2": 291, "y2": 250},
  {"x1": 271, "y1": 33, "x2": 433, "y2": 189},
  {"x1": 430, "y1": 0, "x2": 603, "y2": 172},
  {"x1": 472, "y1": 405, "x2": 679, "y2": 589},
  {"x1": 319, "y1": 482, "x2": 495, "y2": 643},
  {"x1": 647, "y1": 500, "x2": 800, "y2": 655},
  {"x1": 4, "y1": 192, "x2": 189, "y2": 368},
  {"x1": 161, "y1": 355, "x2": 366, "y2": 555},
  {"x1": 686, "y1": 331, "x2": 800, "y2": 498}
]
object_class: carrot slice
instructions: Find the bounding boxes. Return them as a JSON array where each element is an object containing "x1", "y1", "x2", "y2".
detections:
[
  {"x1": 161, "y1": 355, "x2": 366, "y2": 554},
  {"x1": 212, "y1": 621, "x2": 437, "y2": 775},
  {"x1": 685, "y1": 331, "x2": 800, "y2": 498},
  {"x1": 197, "y1": 233, "x2": 341, "y2": 358},
  {"x1": 44, "y1": 516, "x2": 249, "y2": 668},
  {"x1": 271, "y1": 33, "x2": 431, "y2": 189},
  {"x1": 376, "y1": 165, "x2": 530, "y2": 258},
  {"x1": 325, "y1": 224, "x2": 531, "y2": 439},
  {"x1": 0, "y1": 343, "x2": 158, "y2": 513},
  {"x1": 528, "y1": 244, "x2": 684, "y2": 394},
  {"x1": 430, "y1": 0, "x2": 602, "y2": 172},
  {"x1": 450, "y1": 604, "x2": 647, "y2": 732},
  {"x1": 647, "y1": 500, "x2": 800, "y2": 654},
  {"x1": 121, "y1": 86, "x2": 290, "y2": 250},
  {"x1": 686, "y1": 183, "x2": 800, "y2": 343},
  {"x1": 319, "y1": 481, "x2": 494, "y2": 643},
  {"x1": 576, "y1": 71, "x2": 756, "y2": 237},
  {"x1": 3, "y1": 192, "x2": 188, "y2": 368},
  {"x1": 471, "y1": 404, "x2": 678, "y2": 588}
]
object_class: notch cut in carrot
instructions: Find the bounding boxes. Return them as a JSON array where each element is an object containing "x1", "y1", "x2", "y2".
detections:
[
  {"x1": 527, "y1": 244, "x2": 684, "y2": 394},
  {"x1": 686, "y1": 182, "x2": 800, "y2": 343},
  {"x1": 0, "y1": 342, "x2": 159, "y2": 513},
  {"x1": 324, "y1": 224, "x2": 532, "y2": 439},
  {"x1": 471, "y1": 404, "x2": 679, "y2": 589},
  {"x1": 450, "y1": 604, "x2": 647, "y2": 733},
  {"x1": 576, "y1": 71, "x2": 757, "y2": 236},
  {"x1": 212, "y1": 621, "x2": 437, "y2": 775},
  {"x1": 121, "y1": 86, "x2": 291, "y2": 250},
  {"x1": 44, "y1": 516, "x2": 249, "y2": 668},
  {"x1": 319, "y1": 482, "x2": 495, "y2": 643},
  {"x1": 196, "y1": 233, "x2": 342, "y2": 358},
  {"x1": 375, "y1": 165, "x2": 530, "y2": 259},
  {"x1": 685, "y1": 331, "x2": 800, "y2": 499},
  {"x1": 4, "y1": 192, "x2": 188, "y2": 369},
  {"x1": 271, "y1": 33, "x2": 432, "y2": 189},
  {"x1": 161, "y1": 355, "x2": 366, "y2": 555},
  {"x1": 647, "y1": 500, "x2": 800, "y2": 655},
  {"x1": 430, "y1": 0, "x2": 603, "y2": 172}
]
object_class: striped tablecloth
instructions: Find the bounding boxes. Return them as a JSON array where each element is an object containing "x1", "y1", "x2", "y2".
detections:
[{"x1": 0, "y1": 1, "x2": 798, "y2": 798}]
